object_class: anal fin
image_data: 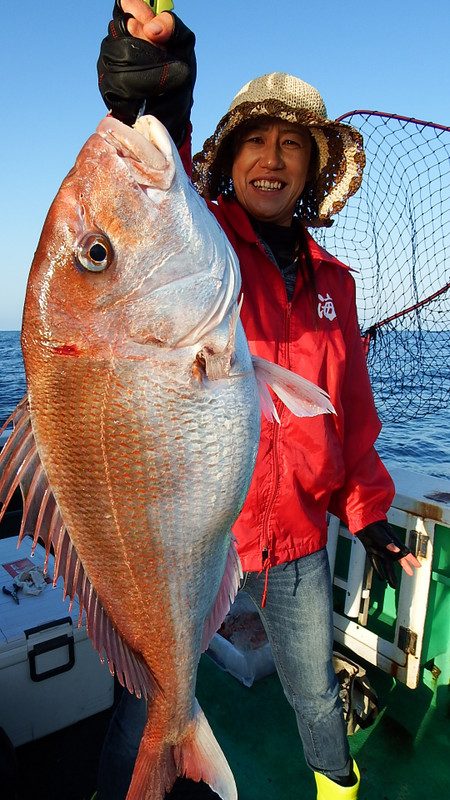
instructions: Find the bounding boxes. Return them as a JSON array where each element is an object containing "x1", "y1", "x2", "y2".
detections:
[{"x1": 201, "y1": 537, "x2": 242, "y2": 652}]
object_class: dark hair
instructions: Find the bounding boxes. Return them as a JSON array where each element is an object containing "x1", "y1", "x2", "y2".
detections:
[
  {"x1": 294, "y1": 136, "x2": 320, "y2": 224},
  {"x1": 297, "y1": 222, "x2": 317, "y2": 298}
]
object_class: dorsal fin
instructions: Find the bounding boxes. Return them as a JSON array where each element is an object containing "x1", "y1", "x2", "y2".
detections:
[{"x1": 0, "y1": 397, "x2": 155, "y2": 700}]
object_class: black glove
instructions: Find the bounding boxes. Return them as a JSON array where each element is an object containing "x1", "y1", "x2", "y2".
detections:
[
  {"x1": 97, "y1": 2, "x2": 196, "y2": 146},
  {"x1": 356, "y1": 520, "x2": 411, "y2": 589}
]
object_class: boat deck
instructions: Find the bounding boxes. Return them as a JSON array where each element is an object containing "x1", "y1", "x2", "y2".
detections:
[
  {"x1": 3, "y1": 469, "x2": 449, "y2": 799},
  {"x1": 11, "y1": 651, "x2": 449, "y2": 800}
]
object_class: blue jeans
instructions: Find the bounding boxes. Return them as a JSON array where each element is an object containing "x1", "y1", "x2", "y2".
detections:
[
  {"x1": 243, "y1": 549, "x2": 350, "y2": 779},
  {"x1": 97, "y1": 549, "x2": 350, "y2": 798}
]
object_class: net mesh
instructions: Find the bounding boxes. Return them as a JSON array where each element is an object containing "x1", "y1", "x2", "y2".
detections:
[{"x1": 316, "y1": 111, "x2": 450, "y2": 422}]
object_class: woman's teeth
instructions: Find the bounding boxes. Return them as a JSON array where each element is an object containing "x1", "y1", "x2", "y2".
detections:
[{"x1": 252, "y1": 179, "x2": 283, "y2": 191}]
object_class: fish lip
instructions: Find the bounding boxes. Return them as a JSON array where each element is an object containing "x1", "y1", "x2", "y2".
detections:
[{"x1": 96, "y1": 116, "x2": 175, "y2": 190}]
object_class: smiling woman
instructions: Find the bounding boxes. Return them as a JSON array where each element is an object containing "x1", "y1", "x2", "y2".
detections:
[{"x1": 230, "y1": 120, "x2": 312, "y2": 226}]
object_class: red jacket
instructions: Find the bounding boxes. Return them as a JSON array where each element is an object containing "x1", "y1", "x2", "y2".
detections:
[{"x1": 211, "y1": 197, "x2": 395, "y2": 573}]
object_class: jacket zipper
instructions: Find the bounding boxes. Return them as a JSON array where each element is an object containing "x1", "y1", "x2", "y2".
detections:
[{"x1": 259, "y1": 300, "x2": 292, "y2": 596}]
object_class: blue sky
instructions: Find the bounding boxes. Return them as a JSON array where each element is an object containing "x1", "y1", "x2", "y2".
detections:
[{"x1": 1, "y1": 0, "x2": 449, "y2": 329}]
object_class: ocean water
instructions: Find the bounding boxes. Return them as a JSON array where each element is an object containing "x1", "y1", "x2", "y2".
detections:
[
  {"x1": 0, "y1": 332, "x2": 26, "y2": 428},
  {"x1": 1, "y1": 330, "x2": 449, "y2": 482}
]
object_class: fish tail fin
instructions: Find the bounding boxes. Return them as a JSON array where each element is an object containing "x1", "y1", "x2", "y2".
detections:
[
  {"x1": 125, "y1": 700, "x2": 236, "y2": 800},
  {"x1": 125, "y1": 738, "x2": 176, "y2": 800},
  {"x1": 174, "y1": 700, "x2": 237, "y2": 800},
  {"x1": 174, "y1": 699, "x2": 237, "y2": 800}
]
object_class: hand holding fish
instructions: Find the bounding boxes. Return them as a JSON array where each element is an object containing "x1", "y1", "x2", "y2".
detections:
[
  {"x1": 99, "y1": 1, "x2": 195, "y2": 139},
  {"x1": 117, "y1": 0, "x2": 175, "y2": 43}
]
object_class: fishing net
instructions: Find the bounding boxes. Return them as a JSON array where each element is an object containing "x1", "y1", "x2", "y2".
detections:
[{"x1": 316, "y1": 111, "x2": 450, "y2": 422}]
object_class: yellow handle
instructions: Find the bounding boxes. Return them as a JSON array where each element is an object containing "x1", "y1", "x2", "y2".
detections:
[{"x1": 142, "y1": 0, "x2": 174, "y2": 12}]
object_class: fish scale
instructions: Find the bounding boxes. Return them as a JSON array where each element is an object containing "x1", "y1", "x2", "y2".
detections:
[{"x1": 25, "y1": 334, "x2": 258, "y2": 730}]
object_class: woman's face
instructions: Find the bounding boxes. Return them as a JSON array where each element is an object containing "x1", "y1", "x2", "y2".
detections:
[{"x1": 231, "y1": 120, "x2": 312, "y2": 226}]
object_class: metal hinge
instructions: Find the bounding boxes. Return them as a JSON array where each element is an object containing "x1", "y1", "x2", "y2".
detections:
[
  {"x1": 408, "y1": 530, "x2": 429, "y2": 559},
  {"x1": 398, "y1": 626, "x2": 418, "y2": 655}
]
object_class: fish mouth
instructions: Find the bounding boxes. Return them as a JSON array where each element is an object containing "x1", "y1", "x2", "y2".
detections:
[{"x1": 96, "y1": 115, "x2": 175, "y2": 191}]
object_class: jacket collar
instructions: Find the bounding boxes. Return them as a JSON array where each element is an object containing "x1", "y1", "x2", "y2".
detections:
[
  {"x1": 307, "y1": 233, "x2": 352, "y2": 271},
  {"x1": 217, "y1": 196, "x2": 351, "y2": 272}
]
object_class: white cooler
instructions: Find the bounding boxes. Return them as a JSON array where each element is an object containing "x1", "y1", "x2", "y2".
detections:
[{"x1": 0, "y1": 535, "x2": 114, "y2": 746}]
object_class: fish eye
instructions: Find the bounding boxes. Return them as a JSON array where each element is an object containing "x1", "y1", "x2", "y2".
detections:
[{"x1": 75, "y1": 233, "x2": 114, "y2": 272}]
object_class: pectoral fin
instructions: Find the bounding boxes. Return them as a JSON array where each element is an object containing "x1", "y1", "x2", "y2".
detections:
[{"x1": 252, "y1": 355, "x2": 336, "y2": 421}]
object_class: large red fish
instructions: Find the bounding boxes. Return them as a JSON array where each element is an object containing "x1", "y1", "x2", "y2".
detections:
[{"x1": 0, "y1": 115, "x2": 333, "y2": 799}]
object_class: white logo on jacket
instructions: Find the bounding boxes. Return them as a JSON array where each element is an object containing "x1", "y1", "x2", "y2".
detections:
[{"x1": 317, "y1": 293, "x2": 337, "y2": 321}]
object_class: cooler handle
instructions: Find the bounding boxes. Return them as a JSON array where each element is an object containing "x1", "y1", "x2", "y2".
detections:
[{"x1": 25, "y1": 616, "x2": 76, "y2": 682}]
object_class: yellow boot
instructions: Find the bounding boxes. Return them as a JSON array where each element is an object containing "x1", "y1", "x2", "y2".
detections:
[{"x1": 314, "y1": 761, "x2": 360, "y2": 799}]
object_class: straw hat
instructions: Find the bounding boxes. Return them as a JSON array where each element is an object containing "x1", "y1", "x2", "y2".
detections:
[{"x1": 192, "y1": 72, "x2": 365, "y2": 226}]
